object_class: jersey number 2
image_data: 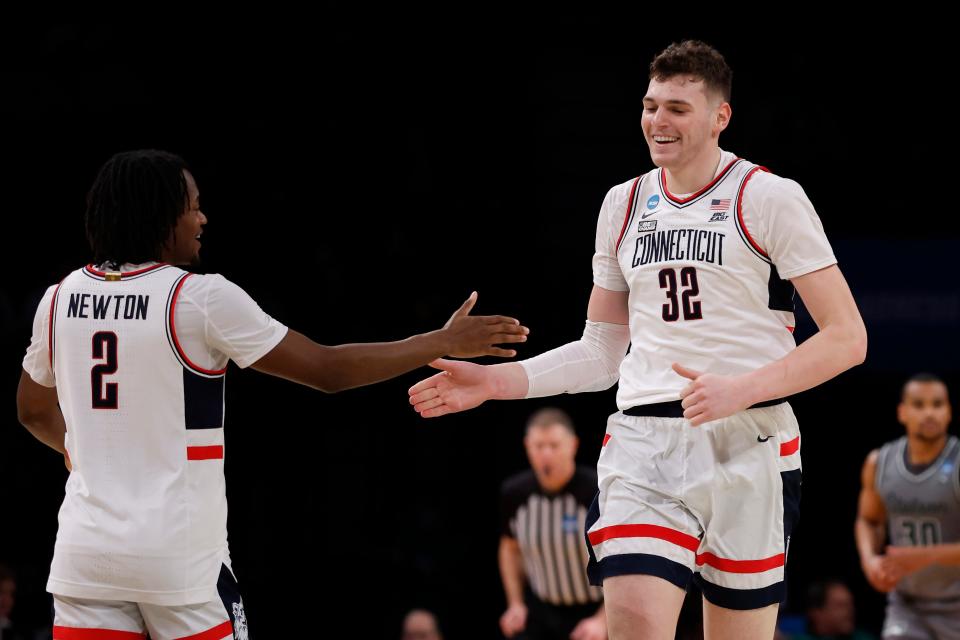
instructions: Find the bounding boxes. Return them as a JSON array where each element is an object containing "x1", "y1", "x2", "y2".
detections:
[
  {"x1": 91, "y1": 331, "x2": 118, "y2": 409},
  {"x1": 659, "y1": 267, "x2": 703, "y2": 322}
]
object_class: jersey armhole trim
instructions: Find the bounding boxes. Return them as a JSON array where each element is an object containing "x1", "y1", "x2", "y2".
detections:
[
  {"x1": 874, "y1": 443, "x2": 889, "y2": 492},
  {"x1": 735, "y1": 165, "x2": 772, "y2": 262},
  {"x1": 48, "y1": 280, "x2": 64, "y2": 369},
  {"x1": 166, "y1": 273, "x2": 227, "y2": 378},
  {"x1": 614, "y1": 176, "x2": 644, "y2": 254}
]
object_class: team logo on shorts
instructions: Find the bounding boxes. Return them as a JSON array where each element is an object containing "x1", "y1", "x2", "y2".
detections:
[
  {"x1": 638, "y1": 220, "x2": 657, "y2": 233},
  {"x1": 232, "y1": 602, "x2": 249, "y2": 640},
  {"x1": 646, "y1": 195, "x2": 660, "y2": 209}
]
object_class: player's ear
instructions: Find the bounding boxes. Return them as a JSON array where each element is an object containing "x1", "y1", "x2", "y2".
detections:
[{"x1": 715, "y1": 102, "x2": 731, "y2": 134}]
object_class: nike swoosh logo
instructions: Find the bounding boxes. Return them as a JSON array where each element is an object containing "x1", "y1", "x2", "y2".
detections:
[
  {"x1": 757, "y1": 435, "x2": 771, "y2": 442},
  {"x1": 641, "y1": 211, "x2": 657, "y2": 219}
]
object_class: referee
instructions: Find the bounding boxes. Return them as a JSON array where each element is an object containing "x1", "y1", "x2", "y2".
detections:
[{"x1": 499, "y1": 408, "x2": 606, "y2": 640}]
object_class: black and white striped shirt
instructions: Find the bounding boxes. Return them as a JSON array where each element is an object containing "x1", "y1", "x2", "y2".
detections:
[{"x1": 500, "y1": 466, "x2": 603, "y2": 606}]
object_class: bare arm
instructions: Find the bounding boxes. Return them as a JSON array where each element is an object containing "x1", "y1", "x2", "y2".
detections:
[
  {"x1": 855, "y1": 450, "x2": 888, "y2": 565},
  {"x1": 888, "y1": 544, "x2": 960, "y2": 567},
  {"x1": 498, "y1": 535, "x2": 528, "y2": 637},
  {"x1": 855, "y1": 449, "x2": 899, "y2": 592},
  {"x1": 16, "y1": 370, "x2": 67, "y2": 455},
  {"x1": 744, "y1": 264, "x2": 867, "y2": 402},
  {"x1": 499, "y1": 535, "x2": 526, "y2": 607},
  {"x1": 678, "y1": 264, "x2": 867, "y2": 425},
  {"x1": 251, "y1": 293, "x2": 527, "y2": 393},
  {"x1": 408, "y1": 286, "x2": 629, "y2": 417}
]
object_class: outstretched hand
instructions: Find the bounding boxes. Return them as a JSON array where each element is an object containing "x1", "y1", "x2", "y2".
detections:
[
  {"x1": 408, "y1": 358, "x2": 495, "y2": 418},
  {"x1": 442, "y1": 292, "x2": 529, "y2": 358}
]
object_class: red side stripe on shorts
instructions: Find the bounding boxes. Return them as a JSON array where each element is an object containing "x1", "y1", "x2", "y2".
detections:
[
  {"x1": 780, "y1": 436, "x2": 800, "y2": 456},
  {"x1": 187, "y1": 445, "x2": 224, "y2": 460},
  {"x1": 587, "y1": 523, "x2": 700, "y2": 553},
  {"x1": 53, "y1": 627, "x2": 147, "y2": 640},
  {"x1": 602, "y1": 434, "x2": 611, "y2": 447},
  {"x1": 696, "y1": 551, "x2": 785, "y2": 574},
  {"x1": 175, "y1": 620, "x2": 233, "y2": 640}
]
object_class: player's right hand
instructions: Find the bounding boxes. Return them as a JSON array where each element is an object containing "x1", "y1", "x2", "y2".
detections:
[
  {"x1": 408, "y1": 359, "x2": 494, "y2": 418},
  {"x1": 862, "y1": 554, "x2": 900, "y2": 593},
  {"x1": 441, "y1": 292, "x2": 529, "y2": 358},
  {"x1": 499, "y1": 603, "x2": 528, "y2": 637}
]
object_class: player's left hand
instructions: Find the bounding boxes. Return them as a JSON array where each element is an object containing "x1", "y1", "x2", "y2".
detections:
[
  {"x1": 673, "y1": 363, "x2": 753, "y2": 426},
  {"x1": 569, "y1": 613, "x2": 607, "y2": 640},
  {"x1": 884, "y1": 545, "x2": 936, "y2": 578},
  {"x1": 441, "y1": 291, "x2": 529, "y2": 358}
]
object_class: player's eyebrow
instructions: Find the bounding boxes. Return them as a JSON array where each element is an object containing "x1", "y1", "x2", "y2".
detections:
[{"x1": 642, "y1": 97, "x2": 693, "y2": 107}]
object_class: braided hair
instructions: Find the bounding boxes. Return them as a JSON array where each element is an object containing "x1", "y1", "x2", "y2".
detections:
[{"x1": 85, "y1": 149, "x2": 191, "y2": 265}]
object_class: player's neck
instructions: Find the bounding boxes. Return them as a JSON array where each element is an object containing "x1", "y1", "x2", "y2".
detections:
[
  {"x1": 663, "y1": 146, "x2": 722, "y2": 195},
  {"x1": 906, "y1": 434, "x2": 948, "y2": 465}
]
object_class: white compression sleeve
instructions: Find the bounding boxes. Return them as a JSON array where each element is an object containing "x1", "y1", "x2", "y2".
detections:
[{"x1": 519, "y1": 320, "x2": 631, "y2": 398}]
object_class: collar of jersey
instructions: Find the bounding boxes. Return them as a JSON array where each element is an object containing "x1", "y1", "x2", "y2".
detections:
[
  {"x1": 659, "y1": 156, "x2": 740, "y2": 207},
  {"x1": 84, "y1": 261, "x2": 169, "y2": 278}
]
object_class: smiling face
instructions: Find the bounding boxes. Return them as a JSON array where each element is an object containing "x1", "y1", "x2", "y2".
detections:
[
  {"x1": 641, "y1": 74, "x2": 730, "y2": 172},
  {"x1": 161, "y1": 170, "x2": 207, "y2": 266}
]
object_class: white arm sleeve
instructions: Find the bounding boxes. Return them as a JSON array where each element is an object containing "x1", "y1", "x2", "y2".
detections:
[{"x1": 519, "y1": 320, "x2": 631, "y2": 398}]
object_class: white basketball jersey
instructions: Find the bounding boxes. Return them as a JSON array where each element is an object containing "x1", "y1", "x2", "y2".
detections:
[
  {"x1": 594, "y1": 150, "x2": 836, "y2": 409},
  {"x1": 47, "y1": 263, "x2": 232, "y2": 605}
]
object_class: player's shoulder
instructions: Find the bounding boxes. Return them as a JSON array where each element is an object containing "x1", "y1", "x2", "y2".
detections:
[
  {"x1": 743, "y1": 164, "x2": 808, "y2": 203},
  {"x1": 500, "y1": 469, "x2": 538, "y2": 499},
  {"x1": 870, "y1": 436, "x2": 907, "y2": 467},
  {"x1": 605, "y1": 173, "x2": 650, "y2": 204},
  {"x1": 178, "y1": 272, "x2": 240, "y2": 296}
]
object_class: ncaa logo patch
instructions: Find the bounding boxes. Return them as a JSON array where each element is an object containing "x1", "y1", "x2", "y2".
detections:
[
  {"x1": 646, "y1": 194, "x2": 660, "y2": 209},
  {"x1": 563, "y1": 514, "x2": 579, "y2": 534},
  {"x1": 940, "y1": 461, "x2": 954, "y2": 483}
]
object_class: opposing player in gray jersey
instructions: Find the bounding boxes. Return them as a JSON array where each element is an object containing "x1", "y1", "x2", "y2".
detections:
[{"x1": 856, "y1": 373, "x2": 960, "y2": 640}]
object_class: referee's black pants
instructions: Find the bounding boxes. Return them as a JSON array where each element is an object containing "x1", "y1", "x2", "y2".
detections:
[{"x1": 511, "y1": 588, "x2": 600, "y2": 640}]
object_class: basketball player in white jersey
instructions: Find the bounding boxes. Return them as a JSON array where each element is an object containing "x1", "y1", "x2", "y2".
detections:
[
  {"x1": 15, "y1": 149, "x2": 529, "y2": 640},
  {"x1": 856, "y1": 374, "x2": 960, "y2": 639},
  {"x1": 408, "y1": 40, "x2": 867, "y2": 639}
]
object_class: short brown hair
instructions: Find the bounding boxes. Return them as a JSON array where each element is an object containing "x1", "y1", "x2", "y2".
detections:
[
  {"x1": 649, "y1": 40, "x2": 732, "y2": 104},
  {"x1": 525, "y1": 407, "x2": 576, "y2": 436}
]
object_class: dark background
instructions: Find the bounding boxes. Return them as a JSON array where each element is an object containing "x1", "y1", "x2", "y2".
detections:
[{"x1": 1, "y1": 17, "x2": 957, "y2": 639}]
